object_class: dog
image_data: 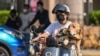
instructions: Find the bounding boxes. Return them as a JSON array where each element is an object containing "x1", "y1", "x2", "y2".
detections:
[
  {"x1": 82, "y1": 27, "x2": 99, "y2": 49},
  {"x1": 68, "y1": 22, "x2": 82, "y2": 56},
  {"x1": 58, "y1": 22, "x2": 83, "y2": 56}
]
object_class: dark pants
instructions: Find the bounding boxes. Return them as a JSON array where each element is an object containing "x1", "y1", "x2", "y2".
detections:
[{"x1": 23, "y1": 33, "x2": 30, "y2": 56}]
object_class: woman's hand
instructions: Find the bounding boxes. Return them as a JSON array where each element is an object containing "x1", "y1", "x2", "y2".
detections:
[
  {"x1": 32, "y1": 37, "x2": 46, "y2": 45},
  {"x1": 32, "y1": 32, "x2": 49, "y2": 43},
  {"x1": 32, "y1": 37, "x2": 40, "y2": 42}
]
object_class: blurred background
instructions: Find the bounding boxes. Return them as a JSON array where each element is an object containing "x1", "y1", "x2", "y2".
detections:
[{"x1": 0, "y1": 0, "x2": 100, "y2": 56}]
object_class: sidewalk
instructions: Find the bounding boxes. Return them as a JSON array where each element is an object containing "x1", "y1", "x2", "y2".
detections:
[{"x1": 81, "y1": 49, "x2": 100, "y2": 56}]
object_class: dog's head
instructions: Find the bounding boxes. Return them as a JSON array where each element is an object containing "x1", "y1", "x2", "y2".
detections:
[{"x1": 67, "y1": 22, "x2": 83, "y2": 40}]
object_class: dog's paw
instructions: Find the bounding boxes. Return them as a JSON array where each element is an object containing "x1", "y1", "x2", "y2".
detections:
[
  {"x1": 63, "y1": 39, "x2": 69, "y2": 46},
  {"x1": 78, "y1": 53, "x2": 82, "y2": 56}
]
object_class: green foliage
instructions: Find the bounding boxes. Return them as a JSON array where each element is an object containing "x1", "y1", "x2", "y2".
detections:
[
  {"x1": 0, "y1": 10, "x2": 10, "y2": 25},
  {"x1": 89, "y1": 10, "x2": 100, "y2": 25}
]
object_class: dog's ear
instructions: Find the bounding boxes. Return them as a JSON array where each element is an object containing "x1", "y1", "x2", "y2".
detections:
[
  {"x1": 73, "y1": 22, "x2": 83, "y2": 35},
  {"x1": 79, "y1": 26, "x2": 83, "y2": 39},
  {"x1": 79, "y1": 26, "x2": 83, "y2": 34}
]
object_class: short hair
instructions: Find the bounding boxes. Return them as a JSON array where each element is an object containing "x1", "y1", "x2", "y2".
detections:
[
  {"x1": 10, "y1": 9, "x2": 17, "y2": 14},
  {"x1": 37, "y1": 1, "x2": 43, "y2": 6}
]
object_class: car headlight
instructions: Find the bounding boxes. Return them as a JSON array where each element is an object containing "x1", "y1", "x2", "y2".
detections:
[{"x1": 3, "y1": 30, "x2": 24, "y2": 39}]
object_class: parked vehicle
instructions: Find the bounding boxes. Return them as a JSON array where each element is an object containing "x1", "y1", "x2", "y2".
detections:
[{"x1": 0, "y1": 26, "x2": 27, "y2": 56}]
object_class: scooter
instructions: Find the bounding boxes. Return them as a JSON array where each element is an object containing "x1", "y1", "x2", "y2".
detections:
[
  {"x1": 41, "y1": 29, "x2": 78, "y2": 56},
  {"x1": 30, "y1": 26, "x2": 77, "y2": 56}
]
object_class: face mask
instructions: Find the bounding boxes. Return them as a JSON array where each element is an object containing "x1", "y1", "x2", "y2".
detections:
[
  {"x1": 57, "y1": 14, "x2": 65, "y2": 21},
  {"x1": 23, "y1": 9, "x2": 28, "y2": 13},
  {"x1": 11, "y1": 14, "x2": 16, "y2": 17},
  {"x1": 37, "y1": 6, "x2": 42, "y2": 11}
]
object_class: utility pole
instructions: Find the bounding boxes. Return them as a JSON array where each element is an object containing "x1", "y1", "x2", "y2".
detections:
[
  {"x1": 86, "y1": 0, "x2": 89, "y2": 25},
  {"x1": 10, "y1": 0, "x2": 16, "y2": 10},
  {"x1": 85, "y1": 0, "x2": 93, "y2": 25},
  {"x1": 17, "y1": 0, "x2": 24, "y2": 13}
]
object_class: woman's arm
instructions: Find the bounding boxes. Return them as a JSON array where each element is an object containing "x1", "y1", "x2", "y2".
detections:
[{"x1": 32, "y1": 32, "x2": 49, "y2": 42}]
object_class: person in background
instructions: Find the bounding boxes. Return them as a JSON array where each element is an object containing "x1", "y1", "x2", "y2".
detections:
[
  {"x1": 24, "y1": 1, "x2": 51, "y2": 32},
  {"x1": 5, "y1": 9, "x2": 22, "y2": 30},
  {"x1": 19, "y1": 4, "x2": 36, "y2": 56},
  {"x1": 23, "y1": 1, "x2": 51, "y2": 55},
  {"x1": 19, "y1": 4, "x2": 36, "y2": 33}
]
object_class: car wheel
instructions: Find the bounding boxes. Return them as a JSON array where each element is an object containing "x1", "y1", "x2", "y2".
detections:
[{"x1": 0, "y1": 47, "x2": 10, "y2": 56}]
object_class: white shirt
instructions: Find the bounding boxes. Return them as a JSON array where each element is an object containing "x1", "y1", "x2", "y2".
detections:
[
  {"x1": 19, "y1": 12, "x2": 36, "y2": 33},
  {"x1": 44, "y1": 21, "x2": 72, "y2": 38},
  {"x1": 44, "y1": 21, "x2": 76, "y2": 49}
]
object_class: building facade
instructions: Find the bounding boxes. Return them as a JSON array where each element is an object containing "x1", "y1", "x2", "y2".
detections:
[
  {"x1": 0, "y1": 0, "x2": 100, "y2": 25},
  {"x1": 42, "y1": 0, "x2": 84, "y2": 25}
]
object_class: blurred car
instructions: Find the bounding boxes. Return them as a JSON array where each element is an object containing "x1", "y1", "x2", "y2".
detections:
[{"x1": 0, "y1": 26, "x2": 27, "y2": 56}]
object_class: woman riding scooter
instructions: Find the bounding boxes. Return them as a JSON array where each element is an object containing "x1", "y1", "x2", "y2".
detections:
[{"x1": 32, "y1": 4, "x2": 82, "y2": 56}]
